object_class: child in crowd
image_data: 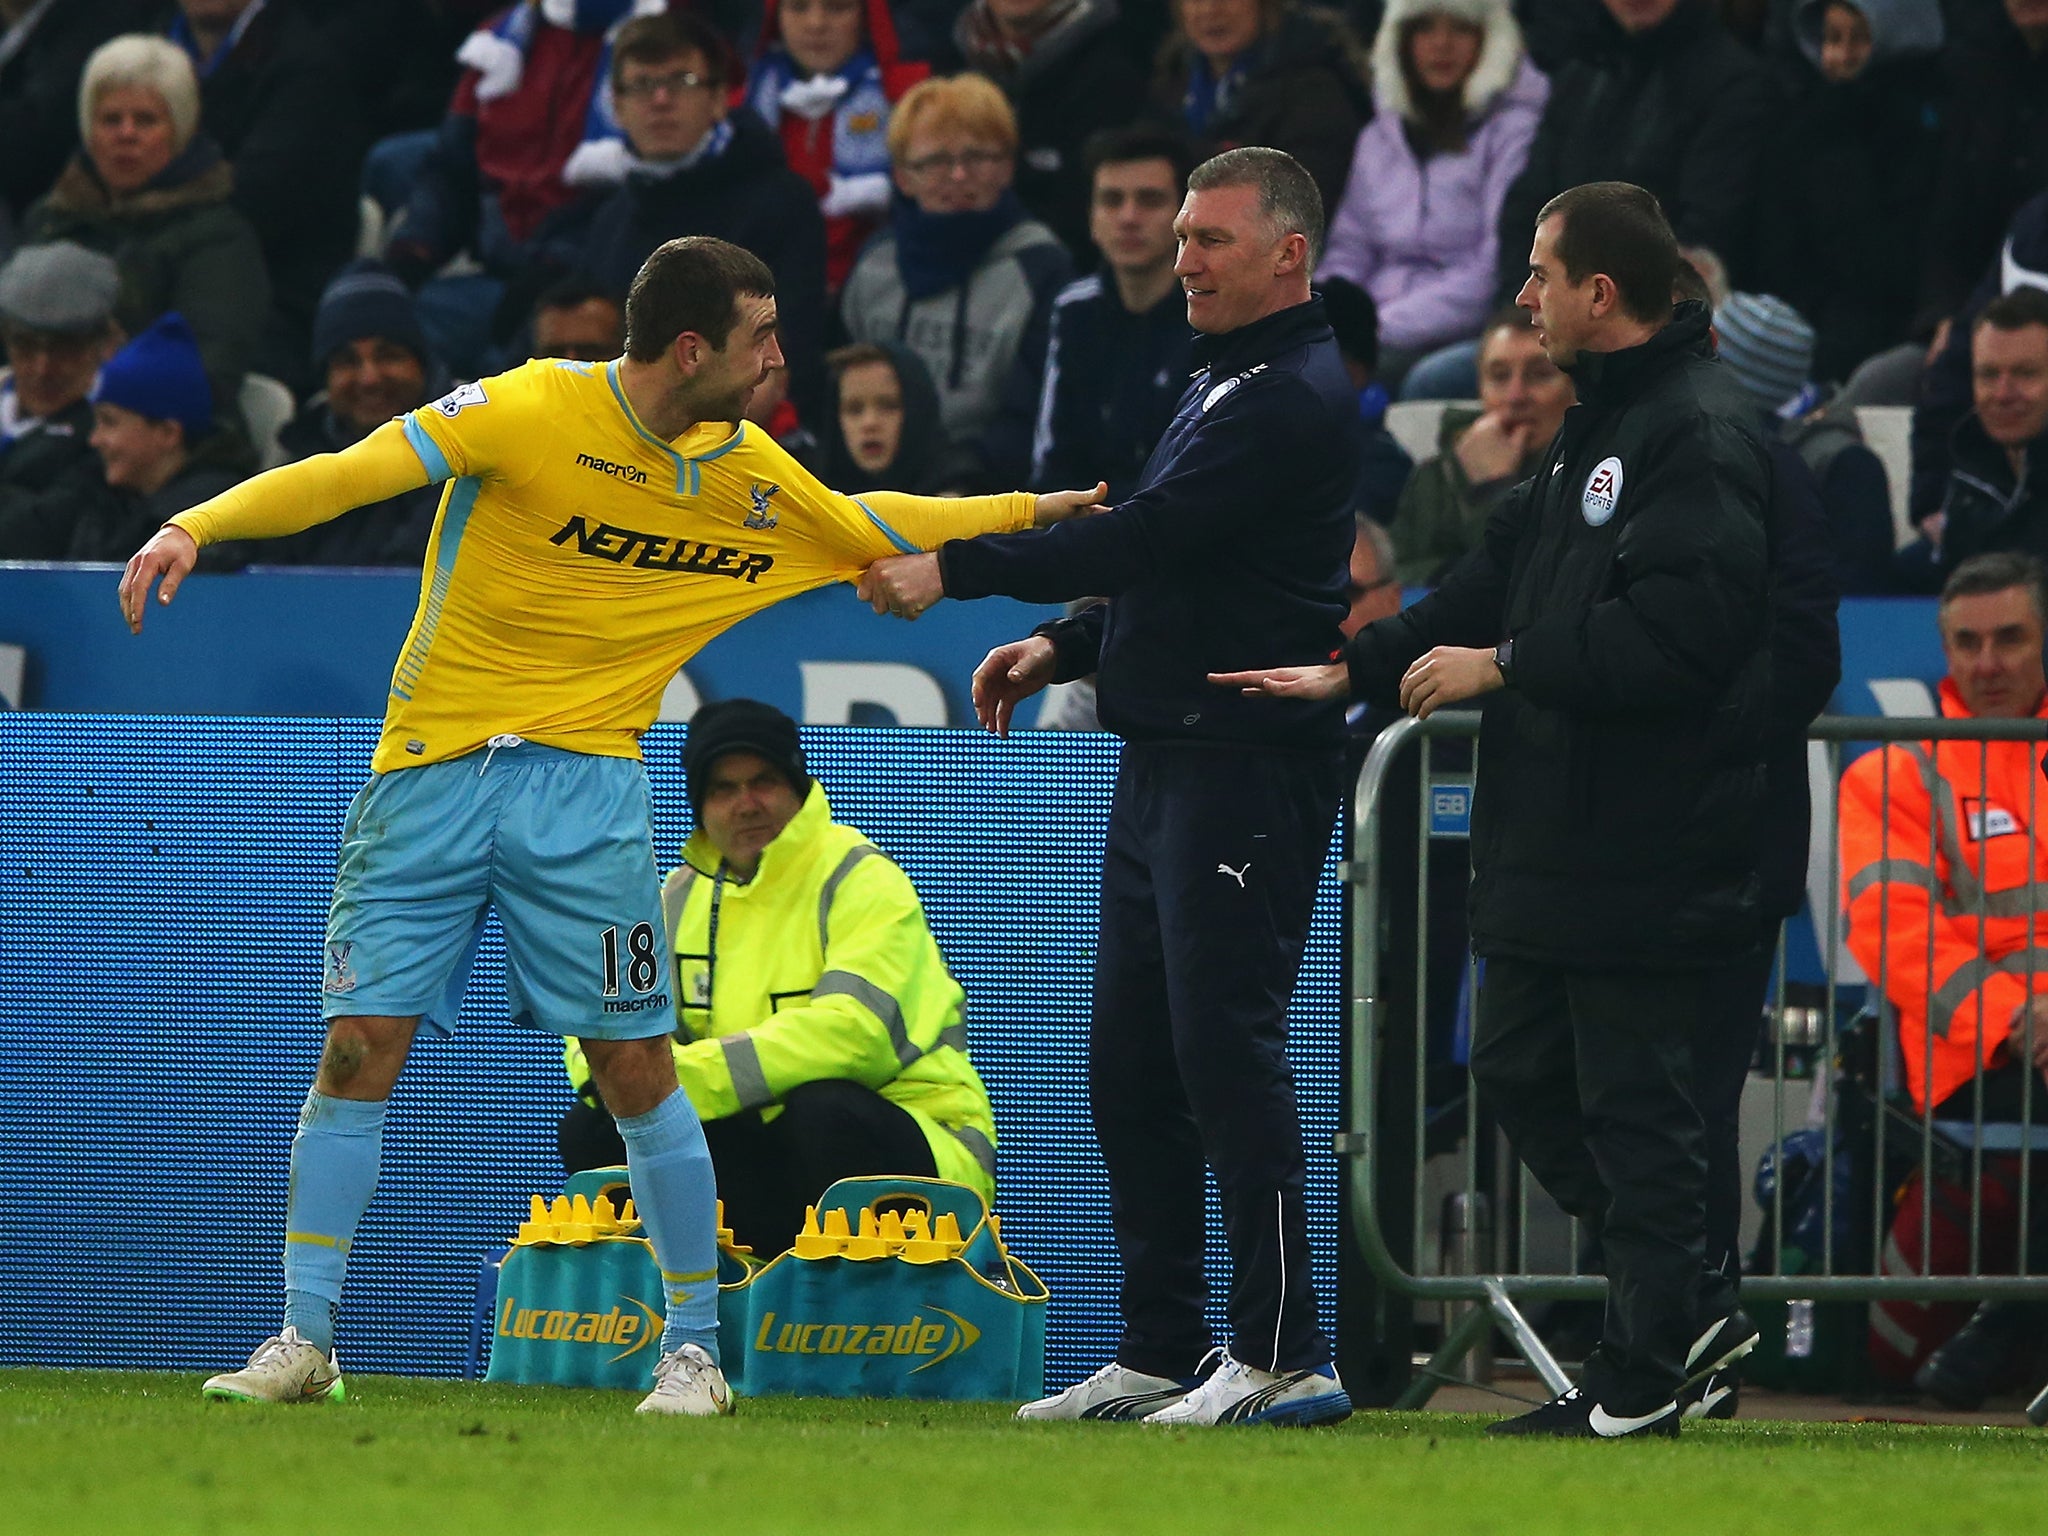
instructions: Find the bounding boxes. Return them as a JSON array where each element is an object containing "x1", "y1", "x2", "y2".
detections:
[
  {"x1": 745, "y1": 0, "x2": 930, "y2": 291},
  {"x1": 72, "y1": 312, "x2": 249, "y2": 565},
  {"x1": 818, "y1": 342, "x2": 956, "y2": 494}
]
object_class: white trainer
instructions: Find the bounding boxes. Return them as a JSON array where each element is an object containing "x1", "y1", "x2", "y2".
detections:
[
  {"x1": 636, "y1": 1343, "x2": 734, "y2": 1417},
  {"x1": 202, "y1": 1327, "x2": 345, "y2": 1403},
  {"x1": 1015, "y1": 1362, "x2": 1196, "y2": 1421},
  {"x1": 1143, "y1": 1352, "x2": 1351, "y2": 1428}
]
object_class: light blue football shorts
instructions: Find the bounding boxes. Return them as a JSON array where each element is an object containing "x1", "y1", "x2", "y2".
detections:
[{"x1": 321, "y1": 739, "x2": 674, "y2": 1040}]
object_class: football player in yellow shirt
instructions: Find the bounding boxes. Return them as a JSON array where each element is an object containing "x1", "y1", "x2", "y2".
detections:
[{"x1": 118, "y1": 237, "x2": 1103, "y2": 1418}]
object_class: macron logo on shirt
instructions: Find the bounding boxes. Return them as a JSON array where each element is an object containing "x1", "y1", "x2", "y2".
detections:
[{"x1": 575, "y1": 453, "x2": 649, "y2": 485}]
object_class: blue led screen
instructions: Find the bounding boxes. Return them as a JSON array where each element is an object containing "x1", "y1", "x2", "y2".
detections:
[{"x1": 0, "y1": 717, "x2": 1345, "y2": 1386}]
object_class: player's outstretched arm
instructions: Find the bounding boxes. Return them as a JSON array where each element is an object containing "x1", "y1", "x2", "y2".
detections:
[
  {"x1": 1032, "y1": 482, "x2": 1109, "y2": 525},
  {"x1": 856, "y1": 483, "x2": 1110, "y2": 619},
  {"x1": 117, "y1": 421, "x2": 436, "y2": 632}
]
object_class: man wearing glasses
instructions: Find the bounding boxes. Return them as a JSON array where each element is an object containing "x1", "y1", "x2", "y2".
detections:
[
  {"x1": 567, "y1": 11, "x2": 829, "y2": 418},
  {"x1": 839, "y1": 74, "x2": 1072, "y2": 489}
]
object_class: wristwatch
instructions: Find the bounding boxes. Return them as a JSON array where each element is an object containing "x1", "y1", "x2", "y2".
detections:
[{"x1": 1493, "y1": 638, "x2": 1516, "y2": 688}]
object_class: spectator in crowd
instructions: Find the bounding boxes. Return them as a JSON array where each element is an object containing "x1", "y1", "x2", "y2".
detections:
[
  {"x1": 528, "y1": 275, "x2": 624, "y2": 361},
  {"x1": 1030, "y1": 127, "x2": 1194, "y2": 502},
  {"x1": 1753, "y1": 0, "x2": 1944, "y2": 388},
  {"x1": 1493, "y1": 0, "x2": 1772, "y2": 321},
  {"x1": 1319, "y1": 0, "x2": 1547, "y2": 388},
  {"x1": 1342, "y1": 511, "x2": 1402, "y2": 636},
  {"x1": 25, "y1": 34, "x2": 271, "y2": 421},
  {"x1": 743, "y1": 0, "x2": 928, "y2": 293},
  {"x1": 0, "y1": 0, "x2": 156, "y2": 228},
  {"x1": 954, "y1": 0, "x2": 1148, "y2": 258},
  {"x1": 263, "y1": 261, "x2": 446, "y2": 568},
  {"x1": 380, "y1": 0, "x2": 665, "y2": 378},
  {"x1": 70, "y1": 311, "x2": 252, "y2": 563},
  {"x1": 1319, "y1": 275, "x2": 1412, "y2": 528},
  {"x1": 0, "y1": 242, "x2": 125, "y2": 560},
  {"x1": 1151, "y1": 0, "x2": 1370, "y2": 214},
  {"x1": 1389, "y1": 306, "x2": 1572, "y2": 585},
  {"x1": 1910, "y1": 188, "x2": 2048, "y2": 521},
  {"x1": 1919, "y1": 0, "x2": 2048, "y2": 328},
  {"x1": 165, "y1": 0, "x2": 369, "y2": 391},
  {"x1": 1930, "y1": 289, "x2": 2048, "y2": 573},
  {"x1": 562, "y1": 11, "x2": 829, "y2": 415},
  {"x1": 559, "y1": 699, "x2": 998, "y2": 1256},
  {"x1": 1713, "y1": 291, "x2": 1897, "y2": 595},
  {"x1": 818, "y1": 342, "x2": 956, "y2": 493},
  {"x1": 840, "y1": 74, "x2": 1071, "y2": 486},
  {"x1": 1837, "y1": 550, "x2": 2048, "y2": 1408}
]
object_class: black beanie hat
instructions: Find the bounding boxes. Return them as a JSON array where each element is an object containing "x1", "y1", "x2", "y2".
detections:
[{"x1": 683, "y1": 699, "x2": 810, "y2": 812}]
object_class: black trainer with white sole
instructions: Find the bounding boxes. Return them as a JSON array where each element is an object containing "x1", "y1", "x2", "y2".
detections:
[
  {"x1": 1677, "y1": 1368, "x2": 1739, "y2": 1421},
  {"x1": 1683, "y1": 1308, "x2": 1759, "y2": 1386},
  {"x1": 1484, "y1": 1387, "x2": 1680, "y2": 1439}
]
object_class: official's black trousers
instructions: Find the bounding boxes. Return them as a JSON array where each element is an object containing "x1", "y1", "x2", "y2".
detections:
[
  {"x1": 1092, "y1": 740, "x2": 1342, "y2": 1378},
  {"x1": 559, "y1": 1078, "x2": 937, "y2": 1256},
  {"x1": 1695, "y1": 939, "x2": 1775, "y2": 1326},
  {"x1": 1472, "y1": 958, "x2": 1711, "y2": 1414}
]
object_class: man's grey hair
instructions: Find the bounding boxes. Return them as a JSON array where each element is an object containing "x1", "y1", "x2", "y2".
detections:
[
  {"x1": 1186, "y1": 146, "x2": 1325, "y2": 268},
  {"x1": 1353, "y1": 512, "x2": 1395, "y2": 585},
  {"x1": 1941, "y1": 551, "x2": 2048, "y2": 626}
]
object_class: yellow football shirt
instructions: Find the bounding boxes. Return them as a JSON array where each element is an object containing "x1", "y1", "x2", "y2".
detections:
[{"x1": 176, "y1": 359, "x2": 1033, "y2": 771}]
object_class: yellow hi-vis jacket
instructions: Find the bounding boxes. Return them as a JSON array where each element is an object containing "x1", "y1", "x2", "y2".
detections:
[{"x1": 565, "y1": 782, "x2": 996, "y2": 1198}]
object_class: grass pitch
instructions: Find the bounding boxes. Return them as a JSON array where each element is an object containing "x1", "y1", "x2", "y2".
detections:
[{"x1": 3, "y1": 1369, "x2": 2041, "y2": 1536}]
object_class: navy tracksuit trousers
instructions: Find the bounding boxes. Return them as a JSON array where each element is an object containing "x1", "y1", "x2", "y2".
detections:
[{"x1": 1092, "y1": 740, "x2": 1343, "y2": 1377}]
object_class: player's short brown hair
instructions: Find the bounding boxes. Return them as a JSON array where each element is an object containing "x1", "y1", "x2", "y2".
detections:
[{"x1": 624, "y1": 237, "x2": 775, "y2": 361}]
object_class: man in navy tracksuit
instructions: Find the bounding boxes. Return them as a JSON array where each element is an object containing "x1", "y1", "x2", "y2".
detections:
[{"x1": 858, "y1": 147, "x2": 1361, "y2": 1427}]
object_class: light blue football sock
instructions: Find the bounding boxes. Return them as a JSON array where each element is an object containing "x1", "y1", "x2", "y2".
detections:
[
  {"x1": 616, "y1": 1090, "x2": 721, "y2": 1363},
  {"x1": 280, "y1": 1089, "x2": 387, "y2": 1355}
]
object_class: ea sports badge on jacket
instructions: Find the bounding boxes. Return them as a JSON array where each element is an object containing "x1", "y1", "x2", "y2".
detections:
[{"x1": 1582, "y1": 456, "x2": 1624, "y2": 526}]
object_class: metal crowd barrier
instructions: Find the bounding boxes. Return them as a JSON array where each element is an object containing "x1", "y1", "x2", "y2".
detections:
[{"x1": 1338, "y1": 712, "x2": 2048, "y2": 1416}]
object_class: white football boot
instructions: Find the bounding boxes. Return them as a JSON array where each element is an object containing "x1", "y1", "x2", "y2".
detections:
[
  {"x1": 636, "y1": 1343, "x2": 735, "y2": 1416},
  {"x1": 202, "y1": 1328, "x2": 345, "y2": 1403}
]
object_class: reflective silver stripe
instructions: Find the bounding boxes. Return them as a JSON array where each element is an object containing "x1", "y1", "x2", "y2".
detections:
[
  {"x1": 813, "y1": 969, "x2": 916, "y2": 1065},
  {"x1": 1886, "y1": 746, "x2": 2048, "y2": 919},
  {"x1": 936, "y1": 1022, "x2": 967, "y2": 1053},
  {"x1": 1846, "y1": 858, "x2": 1937, "y2": 903},
  {"x1": 661, "y1": 865, "x2": 698, "y2": 955},
  {"x1": 719, "y1": 1032, "x2": 773, "y2": 1109},
  {"x1": 949, "y1": 1124, "x2": 996, "y2": 1177},
  {"x1": 1929, "y1": 949, "x2": 2048, "y2": 1039},
  {"x1": 818, "y1": 844, "x2": 881, "y2": 952}
]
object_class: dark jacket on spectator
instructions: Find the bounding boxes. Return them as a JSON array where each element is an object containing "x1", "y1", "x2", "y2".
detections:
[
  {"x1": 1912, "y1": 190, "x2": 2048, "y2": 519},
  {"x1": 1920, "y1": 1, "x2": 2048, "y2": 322},
  {"x1": 1354, "y1": 383, "x2": 1413, "y2": 527},
  {"x1": 170, "y1": 0, "x2": 368, "y2": 387},
  {"x1": 258, "y1": 397, "x2": 443, "y2": 568},
  {"x1": 1756, "y1": 0, "x2": 1944, "y2": 384},
  {"x1": 0, "y1": 0, "x2": 157, "y2": 220},
  {"x1": 0, "y1": 395, "x2": 105, "y2": 560},
  {"x1": 1494, "y1": 0, "x2": 1773, "y2": 298},
  {"x1": 1771, "y1": 405, "x2": 1898, "y2": 596},
  {"x1": 25, "y1": 138, "x2": 271, "y2": 419},
  {"x1": 957, "y1": 0, "x2": 1148, "y2": 259},
  {"x1": 817, "y1": 341, "x2": 956, "y2": 495},
  {"x1": 1389, "y1": 403, "x2": 1548, "y2": 585},
  {"x1": 1936, "y1": 412, "x2": 2048, "y2": 575},
  {"x1": 563, "y1": 111, "x2": 827, "y2": 416},
  {"x1": 62, "y1": 426, "x2": 253, "y2": 567},
  {"x1": 1028, "y1": 272, "x2": 1193, "y2": 500},
  {"x1": 1344, "y1": 303, "x2": 1772, "y2": 968},
  {"x1": 942, "y1": 297, "x2": 1361, "y2": 750},
  {"x1": 1153, "y1": 5, "x2": 1371, "y2": 216}
]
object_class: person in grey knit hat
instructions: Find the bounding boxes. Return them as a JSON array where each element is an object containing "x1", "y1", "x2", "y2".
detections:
[
  {"x1": 0, "y1": 239, "x2": 126, "y2": 559},
  {"x1": 1713, "y1": 292, "x2": 1817, "y2": 415}
]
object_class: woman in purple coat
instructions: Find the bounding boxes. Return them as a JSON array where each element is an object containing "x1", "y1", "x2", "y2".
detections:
[{"x1": 1318, "y1": 0, "x2": 1545, "y2": 388}]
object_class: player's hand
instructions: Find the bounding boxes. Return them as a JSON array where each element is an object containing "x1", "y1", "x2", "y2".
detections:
[
  {"x1": 972, "y1": 636, "x2": 1056, "y2": 736},
  {"x1": 1454, "y1": 413, "x2": 1533, "y2": 485},
  {"x1": 1032, "y1": 482, "x2": 1109, "y2": 526},
  {"x1": 118, "y1": 524, "x2": 200, "y2": 634},
  {"x1": 1208, "y1": 663, "x2": 1350, "y2": 701},
  {"x1": 1398, "y1": 645, "x2": 1503, "y2": 719},
  {"x1": 857, "y1": 551, "x2": 945, "y2": 619}
]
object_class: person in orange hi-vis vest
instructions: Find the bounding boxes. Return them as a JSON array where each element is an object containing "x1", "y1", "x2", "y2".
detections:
[{"x1": 1839, "y1": 550, "x2": 2048, "y2": 1121}]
